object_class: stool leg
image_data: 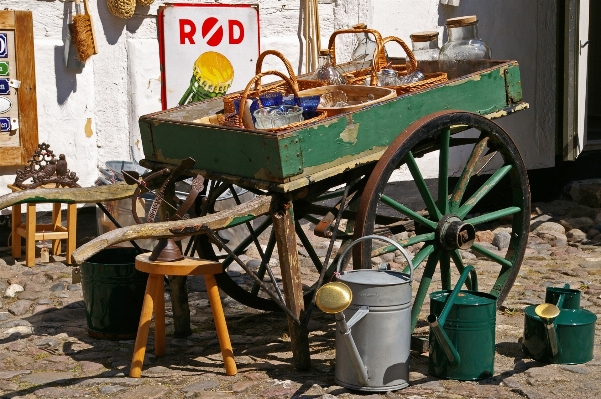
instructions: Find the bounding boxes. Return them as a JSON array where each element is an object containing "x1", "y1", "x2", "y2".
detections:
[
  {"x1": 205, "y1": 274, "x2": 237, "y2": 376},
  {"x1": 154, "y1": 275, "x2": 166, "y2": 357},
  {"x1": 130, "y1": 274, "x2": 159, "y2": 378},
  {"x1": 11, "y1": 204, "x2": 21, "y2": 259},
  {"x1": 25, "y1": 203, "x2": 36, "y2": 267},
  {"x1": 51, "y1": 203, "x2": 61, "y2": 256},
  {"x1": 66, "y1": 203, "x2": 76, "y2": 265}
]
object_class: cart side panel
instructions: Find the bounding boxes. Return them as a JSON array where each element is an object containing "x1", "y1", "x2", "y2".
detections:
[
  {"x1": 504, "y1": 64, "x2": 523, "y2": 103},
  {"x1": 298, "y1": 64, "x2": 513, "y2": 173},
  {"x1": 139, "y1": 120, "x2": 298, "y2": 180}
]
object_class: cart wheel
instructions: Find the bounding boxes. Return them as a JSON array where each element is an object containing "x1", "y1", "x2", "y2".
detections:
[
  {"x1": 353, "y1": 111, "x2": 530, "y2": 331},
  {"x1": 198, "y1": 175, "x2": 381, "y2": 312}
]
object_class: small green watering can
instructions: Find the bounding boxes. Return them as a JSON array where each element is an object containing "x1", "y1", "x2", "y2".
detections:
[
  {"x1": 523, "y1": 284, "x2": 597, "y2": 364},
  {"x1": 428, "y1": 265, "x2": 497, "y2": 380}
]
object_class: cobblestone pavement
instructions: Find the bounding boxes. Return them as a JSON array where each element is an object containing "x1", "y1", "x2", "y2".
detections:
[{"x1": 0, "y1": 199, "x2": 600, "y2": 399}]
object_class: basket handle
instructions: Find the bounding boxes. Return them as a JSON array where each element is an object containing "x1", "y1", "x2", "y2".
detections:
[
  {"x1": 238, "y1": 70, "x2": 300, "y2": 127},
  {"x1": 369, "y1": 36, "x2": 418, "y2": 86},
  {"x1": 327, "y1": 28, "x2": 388, "y2": 70},
  {"x1": 254, "y1": 50, "x2": 300, "y2": 92}
]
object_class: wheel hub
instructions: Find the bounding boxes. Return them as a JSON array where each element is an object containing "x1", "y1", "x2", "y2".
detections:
[{"x1": 437, "y1": 215, "x2": 476, "y2": 250}]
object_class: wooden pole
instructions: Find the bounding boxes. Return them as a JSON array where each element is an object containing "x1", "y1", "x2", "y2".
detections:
[{"x1": 271, "y1": 199, "x2": 311, "y2": 370}]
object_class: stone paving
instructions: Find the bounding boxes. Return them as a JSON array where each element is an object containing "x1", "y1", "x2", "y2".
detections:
[{"x1": 0, "y1": 198, "x2": 600, "y2": 398}]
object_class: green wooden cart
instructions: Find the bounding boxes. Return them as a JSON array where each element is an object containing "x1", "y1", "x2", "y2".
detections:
[{"x1": 72, "y1": 60, "x2": 530, "y2": 370}]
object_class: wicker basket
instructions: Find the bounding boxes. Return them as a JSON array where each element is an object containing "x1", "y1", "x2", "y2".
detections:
[
  {"x1": 107, "y1": 0, "x2": 136, "y2": 19},
  {"x1": 223, "y1": 50, "x2": 325, "y2": 115},
  {"x1": 137, "y1": 0, "x2": 154, "y2": 5},
  {"x1": 223, "y1": 71, "x2": 327, "y2": 132},
  {"x1": 327, "y1": 27, "x2": 394, "y2": 85},
  {"x1": 364, "y1": 36, "x2": 447, "y2": 95}
]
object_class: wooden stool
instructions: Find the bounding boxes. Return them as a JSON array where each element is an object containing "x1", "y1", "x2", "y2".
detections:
[
  {"x1": 8, "y1": 185, "x2": 77, "y2": 267},
  {"x1": 130, "y1": 253, "x2": 237, "y2": 378}
]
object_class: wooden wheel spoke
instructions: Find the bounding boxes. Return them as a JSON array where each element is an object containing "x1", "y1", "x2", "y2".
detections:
[
  {"x1": 371, "y1": 232, "x2": 435, "y2": 257},
  {"x1": 404, "y1": 151, "x2": 442, "y2": 220},
  {"x1": 450, "y1": 136, "x2": 489, "y2": 213},
  {"x1": 410, "y1": 248, "x2": 441, "y2": 331},
  {"x1": 471, "y1": 243, "x2": 513, "y2": 269},
  {"x1": 403, "y1": 243, "x2": 435, "y2": 274},
  {"x1": 250, "y1": 231, "x2": 277, "y2": 296},
  {"x1": 295, "y1": 221, "x2": 323, "y2": 273},
  {"x1": 222, "y1": 217, "x2": 273, "y2": 269},
  {"x1": 380, "y1": 195, "x2": 436, "y2": 230},
  {"x1": 465, "y1": 206, "x2": 522, "y2": 226},
  {"x1": 456, "y1": 164, "x2": 513, "y2": 219},
  {"x1": 438, "y1": 128, "x2": 450, "y2": 214}
]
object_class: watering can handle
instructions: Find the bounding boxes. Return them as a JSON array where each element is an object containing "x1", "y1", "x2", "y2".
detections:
[
  {"x1": 437, "y1": 265, "x2": 475, "y2": 326},
  {"x1": 556, "y1": 283, "x2": 570, "y2": 309},
  {"x1": 335, "y1": 235, "x2": 414, "y2": 282}
]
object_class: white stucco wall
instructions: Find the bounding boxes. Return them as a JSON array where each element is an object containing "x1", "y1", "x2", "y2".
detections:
[{"x1": 0, "y1": 0, "x2": 556, "y2": 199}]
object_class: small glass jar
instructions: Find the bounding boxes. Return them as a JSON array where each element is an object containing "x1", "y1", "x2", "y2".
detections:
[
  {"x1": 377, "y1": 69, "x2": 399, "y2": 87},
  {"x1": 439, "y1": 16, "x2": 491, "y2": 79},
  {"x1": 314, "y1": 49, "x2": 346, "y2": 85},
  {"x1": 410, "y1": 31, "x2": 440, "y2": 74}
]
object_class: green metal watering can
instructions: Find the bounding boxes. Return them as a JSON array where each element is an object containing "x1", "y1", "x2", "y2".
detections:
[
  {"x1": 428, "y1": 265, "x2": 497, "y2": 380},
  {"x1": 523, "y1": 284, "x2": 597, "y2": 364}
]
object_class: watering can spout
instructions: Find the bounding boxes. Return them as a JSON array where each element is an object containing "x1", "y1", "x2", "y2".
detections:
[
  {"x1": 335, "y1": 311, "x2": 370, "y2": 386},
  {"x1": 427, "y1": 314, "x2": 461, "y2": 368}
]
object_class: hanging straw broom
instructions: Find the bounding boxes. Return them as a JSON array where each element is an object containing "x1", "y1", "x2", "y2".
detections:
[{"x1": 71, "y1": 0, "x2": 98, "y2": 63}]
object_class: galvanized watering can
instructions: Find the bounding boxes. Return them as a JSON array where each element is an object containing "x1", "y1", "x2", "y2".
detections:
[
  {"x1": 316, "y1": 235, "x2": 413, "y2": 392},
  {"x1": 523, "y1": 284, "x2": 597, "y2": 364},
  {"x1": 428, "y1": 265, "x2": 497, "y2": 380}
]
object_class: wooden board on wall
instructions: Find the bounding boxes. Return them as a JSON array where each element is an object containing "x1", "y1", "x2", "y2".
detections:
[{"x1": 0, "y1": 11, "x2": 38, "y2": 166}]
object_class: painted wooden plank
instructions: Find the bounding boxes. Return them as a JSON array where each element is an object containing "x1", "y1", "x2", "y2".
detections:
[
  {"x1": 14, "y1": 11, "x2": 38, "y2": 166},
  {"x1": 0, "y1": 11, "x2": 14, "y2": 29}
]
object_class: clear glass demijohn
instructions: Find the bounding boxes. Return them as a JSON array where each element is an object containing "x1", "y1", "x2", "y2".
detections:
[
  {"x1": 439, "y1": 16, "x2": 491, "y2": 79},
  {"x1": 410, "y1": 31, "x2": 440, "y2": 74}
]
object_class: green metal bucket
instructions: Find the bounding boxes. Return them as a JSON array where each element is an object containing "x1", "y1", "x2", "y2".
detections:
[
  {"x1": 81, "y1": 247, "x2": 148, "y2": 340},
  {"x1": 428, "y1": 266, "x2": 497, "y2": 381}
]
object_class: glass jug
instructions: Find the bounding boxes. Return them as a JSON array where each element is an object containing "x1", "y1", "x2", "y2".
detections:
[
  {"x1": 410, "y1": 31, "x2": 440, "y2": 74},
  {"x1": 314, "y1": 49, "x2": 346, "y2": 85},
  {"x1": 351, "y1": 23, "x2": 378, "y2": 65},
  {"x1": 439, "y1": 16, "x2": 491, "y2": 79}
]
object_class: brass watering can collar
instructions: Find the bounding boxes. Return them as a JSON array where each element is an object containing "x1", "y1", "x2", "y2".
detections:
[
  {"x1": 535, "y1": 303, "x2": 561, "y2": 320},
  {"x1": 316, "y1": 281, "x2": 352, "y2": 314}
]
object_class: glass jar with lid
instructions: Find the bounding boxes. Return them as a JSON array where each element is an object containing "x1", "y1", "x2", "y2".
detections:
[
  {"x1": 410, "y1": 31, "x2": 440, "y2": 74},
  {"x1": 439, "y1": 15, "x2": 491, "y2": 79},
  {"x1": 314, "y1": 49, "x2": 346, "y2": 85}
]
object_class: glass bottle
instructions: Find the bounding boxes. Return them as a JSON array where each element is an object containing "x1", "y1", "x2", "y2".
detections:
[
  {"x1": 410, "y1": 31, "x2": 440, "y2": 74},
  {"x1": 439, "y1": 16, "x2": 491, "y2": 80},
  {"x1": 351, "y1": 23, "x2": 378, "y2": 65},
  {"x1": 314, "y1": 49, "x2": 346, "y2": 85}
]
